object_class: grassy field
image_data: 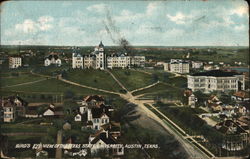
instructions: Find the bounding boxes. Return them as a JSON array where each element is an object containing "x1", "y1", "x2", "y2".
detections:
[
  {"x1": 110, "y1": 69, "x2": 154, "y2": 91},
  {"x1": 0, "y1": 73, "x2": 44, "y2": 87},
  {"x1": 0, "y1": 78, "x2": 112, "y2": 98},
  {"x1": 34, "y1": 65, "x2": 70, "y2": 76},
  {"x1": 1, "y1": 124, "x2": 49, "y2": 133},
  {"x1": 67, "y1": 69, "x2": 123, "y2": 92}
]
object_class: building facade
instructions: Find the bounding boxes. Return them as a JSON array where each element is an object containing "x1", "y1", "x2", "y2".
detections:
[
  {"x1": 187, "y1": 70, "x2": 245, "y2": 93},
  {"x1": 107, "y1": 53, "x2": 130, "y2": 69},
  {"x1": 72, "y1": 42, "x2": 145, "y2": 70},
  {"x1": 72, "y1": 52, "x2": 83, "y2": 69},
  {"x1": 169, "y1": 59, "x2": 189, "y2": 74},
  {"x1": 9, "y1": 57, "x2": 22, "y2": 68},
  {"x1": 191, "y1": 61, "x2": 203, "y2": 69},
  {"x1": 44, "y1": 55, "x2": 61, "y2": 66},
  {"x1": 0, "y1": 96, "x2": 27, "y2": 122}
]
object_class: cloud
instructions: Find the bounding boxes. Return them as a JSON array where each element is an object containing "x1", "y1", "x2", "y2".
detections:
[
  {"x1": 114, "y1": 9, "x2": 143, "y2": 23},
  {"x1": 166, "y1": 12, "x2": 193, "y2": 24},
  {"x1": 15, "y1": 19, "x2": 38, "y2": 33},
  {"x1": 38, "y1": 16, "x2": 54, "y2": 31},
  {"x1": 86, "y1": 4, "x2": 107, "y2": 13},
  {"x1": 146, "y1": 2, "x2": 162, "y2": 16},
  {"x1": 230, "y1": 5, "x2": 248, "y2": 17},
  {"x1": 234, "y1": 24, "x2": 245, "y2": 31},
  {"x1": 14, "y1": 16, "x2": 54, "y2": 34}
]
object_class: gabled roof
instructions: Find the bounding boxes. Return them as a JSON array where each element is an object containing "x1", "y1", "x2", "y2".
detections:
[
  {"x1": 1, "y1": 96, "x2": 28, "y2": 108},
  {"x1": 233, "y1": 91, "x2": 250, "y2": 98},
  {"x1": 45, "y1": 55, "x2": 59, "y2": 60},
  {"x1": 91, "y1": 132, "x2": 117, "y2": 144},
  {"x1": 214, "y1": 119, "x2": 246, "y2": 135},
  {"x1": 84, "y1": 95, "x2": 104, "y2": 102},
  {"x1": 91, "y1": 104, "x2": 112, "y2": 118}
]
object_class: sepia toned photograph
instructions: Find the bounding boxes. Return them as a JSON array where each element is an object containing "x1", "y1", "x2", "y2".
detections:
[{"x1": 0, "y1": 0, "x2": 249, "y2": 158}]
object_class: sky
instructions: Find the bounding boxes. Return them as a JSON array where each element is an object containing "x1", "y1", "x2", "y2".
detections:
[{"x1": 0, "y1": 0, "x2": 249, "y2": 46}]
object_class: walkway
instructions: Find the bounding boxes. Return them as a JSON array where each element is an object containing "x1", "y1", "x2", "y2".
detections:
[{"x1": 1, "y1": 78, "x2": 47, "y2": 88}]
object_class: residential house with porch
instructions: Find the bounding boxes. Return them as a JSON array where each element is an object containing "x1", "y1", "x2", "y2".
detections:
[{"x1": 0, "y1": 96, "x2": 27, "y2": 122}]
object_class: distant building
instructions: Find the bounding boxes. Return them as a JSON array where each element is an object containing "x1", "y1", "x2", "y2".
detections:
[
  {"x1": 183, "y1": 89, "x2": 197, "y2": 107},
  {"x1": 0, "y1": 96, "x2": 27, "y2": 122},
  {"x1": 72, "y1": 42, "x2": 145, "y2": 70},
  {"x1": 203, "y1": 64, "x2": 213, "y2": 71},
  {"x1": 44, "y1": 55, "x2": 61, "y2": 66},
  {"x1": 231, "y1": 90, "x2": 250, "y2": 102},
  {"x1": 89, "y1": 131, "x2": 124, "y2": 156},
  {"x1": 214, "y1": 119, "x2": 249, "y2": 151},
  {"x1": 188, "y1": 70, "x2": 245, "y2": 93},
  {"x1": 87, "y1": 104, "x2": 112, "y2": 130},
  {"x1": 191, "y1": 61, "x2": 203, "y2": 69},
  {"x1": 9, "y1": 57, "x2": 22, "y2": 68},
  {"x1": 169, "y1": 59, "x2": 189, "y2": 74},
  {"x1": 72, "y1": 52, "x2": 83, "y2": 69},
  {"x1": 83, "y1": 41, "x2": 106, "y2": 70},
  {"x1": 163, "y1": 63, "x2": 169, "y2": 71}
]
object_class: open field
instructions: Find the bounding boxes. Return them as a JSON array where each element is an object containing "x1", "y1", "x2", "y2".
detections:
[
  {"x1": 110, "y1": 69, "x2": 154, "y2": 91},
  {"x1": 0, "y1": 73, "x2": 44, "y2": 87},
  {"x1": 1, "y1": 124, "x2": 49, "y2": 133},
  {"x1": 66, "y1": 69, "x2": 123, "y2": 92},
  {"x1": 0, "y1": 78, "x2": 112, "y2": 99}
]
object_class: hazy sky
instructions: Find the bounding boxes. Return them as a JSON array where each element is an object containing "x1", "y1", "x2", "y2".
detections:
[{"x1": 1, "y1": 0, "x2": 249, "y2": 46}]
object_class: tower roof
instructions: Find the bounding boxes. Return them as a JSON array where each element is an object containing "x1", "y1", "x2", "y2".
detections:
[{"x1": 99, "y1": 41, "x2": 104, "y2": 47}]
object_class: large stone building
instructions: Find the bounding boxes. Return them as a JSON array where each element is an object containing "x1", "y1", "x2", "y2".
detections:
[
  {"x1": 72, "y1": 42, "x2": 145, "y2": 70},
  {"x1": 169, "y1": 59, "x2": 189, "y2": 74},
  {"x1": 72, "y1": 52, "x2": 83, "y2": 69},
  {"x1": 9, "y1": 57, "x2": 22, "y2": 68},
  {"x1": 187, "y1": 70, "x2": 245, "y2": 93}
]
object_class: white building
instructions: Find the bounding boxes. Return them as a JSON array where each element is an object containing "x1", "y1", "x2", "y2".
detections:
[
  {"x1": 0, "y1": 96, "x2": 27, "y2": 122},
  {"x1": 72, "y1": 42, "x2": 145, "y2": 70},
  {"x1": 72, "y1": 52, "x2": 83, "y2": 69},
  {"x1": 187, "y1": 70, "x2": 245, "y2": 93},
  {"x1": 83, "y1": 42, "x2": 105, "y2": 70},
  {"x1": 191, "y1": 61, "x2": 203, "y2": 69},
  {"x1": 130, "y1": 56, "x2": 145, "y2": 68},
  {"x1": 107, "y1": 53, "x2": 130, "y2": 69},
  {"x1": 163, "y1": 63, "x2": 169, "y2": 71},
  {"x1": 87, "y1": 104, "x2": 111, "y2": 130},
  {"x1": 169, "y1": 59, "x2": 189, "y2": 74},
  {"x1": 9, "y1": 57, "x2": 22, "y2": 68},
  {"x1": 44, "y1": 55, "x2": 61, "y2": 66}
]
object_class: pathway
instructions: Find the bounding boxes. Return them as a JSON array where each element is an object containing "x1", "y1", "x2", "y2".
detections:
[
  {"x1": 1, "y1": 78, "x2": 47, "y2": 88},
  {"x1": 130, "y1": 81, "x2": 159, "y2": 93}
]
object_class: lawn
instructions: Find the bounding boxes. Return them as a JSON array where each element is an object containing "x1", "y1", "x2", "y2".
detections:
[
  {"x1": 1, "y1": 124, "x2": 49, "y2": 133},
  {"x1": 0, "y1": 73, "x2": 44, "y2": 87},
  {"x1": 0, "y1": 78, "x2": 112, "y2": 98},
  {"x1": 110, "y1": 69, "x2": 154, "y2": 91},
  {"x1": 34, "y1": 65, "x2": 70, "y2": 76},
  {"x1": 66, "y1": 69, "x2": 123, "y2": 92}
]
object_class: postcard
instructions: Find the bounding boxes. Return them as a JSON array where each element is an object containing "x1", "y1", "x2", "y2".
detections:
[{"x1": 0, "y1": 0, "x2": 249, "y2": 158}]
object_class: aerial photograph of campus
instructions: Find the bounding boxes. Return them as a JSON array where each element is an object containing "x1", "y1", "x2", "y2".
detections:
[{"x1": 0, "y1": 0, "x2": 249, "y2": 159}]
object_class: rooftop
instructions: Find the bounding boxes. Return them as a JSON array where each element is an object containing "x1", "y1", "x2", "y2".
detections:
[{"x1": 192, "y1": 70, "x2": 241, "y2": 77}]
